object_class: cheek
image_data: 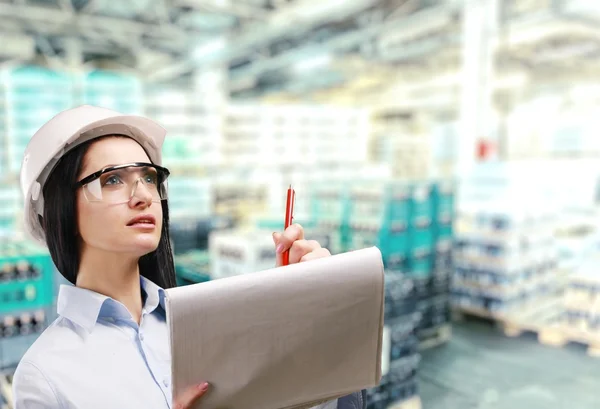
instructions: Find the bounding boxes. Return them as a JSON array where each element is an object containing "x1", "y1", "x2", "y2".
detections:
[{"x1": 76, "y1": 195, "x2": 115, "y2": 242}]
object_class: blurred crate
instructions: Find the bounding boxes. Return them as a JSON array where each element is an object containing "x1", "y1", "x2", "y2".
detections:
[
  {"x1": 347, "y1": 223, "x2": 410, "y2": 266},
  {"x1": 310, "y1": 183, "x2": 350, "y2": 226},
  {"x1": 390, "y1": 336, "x2": 419, "y2": 363},
  {"x1": 174, "y1": 250, "x2": 211, "y2": 286},
  {"x1": 429, "y1": 269, "x2": 452, "y2": 296},
  {"x1": 213, "y1": 184, "x2": 268, "y2": 225},
  {"x1": 366, "y1": 382, "x2": 390, "y2": 409},
  {"x1": 387, "y1": 355, "x2": 420, "y2": 385},
  {"x1": 347, "y1": 182, "x2": 411, "y2": 228},
  {"x1": 432, "y1": 181, "x2": 456, "y2": 220},
  {"x1": 0, "y1": 240, "x2": 55, "y2": 314},
  {"x1": 406, "y1": 250, "x2": 433, "y2": 280},
  {"x1": 409, "y1": 221, "x2": 435, "y2": 254},
  {"x1": 384, "y1": 273, "x2": 418, "y2": 320},
  {"x1": 435, "y1": 218, "x2": 453, "y2": 244},
  {"x1": 409, "y1": 183, "x2": 435, "y2": 225},
  {"x1": 416, "y1": 295, "x2": 451, "y2": 332},
  {"x1": 433, "y1": 243, "x2": 453, "y2": 273},
  {"x1": 208, "y1": 229, "x2": 275, "y2": 280},
  {"x1": 385, "y1": 375, "x2": 419, "y2": 408}
]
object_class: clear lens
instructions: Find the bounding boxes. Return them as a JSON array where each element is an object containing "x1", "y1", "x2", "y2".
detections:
[{"x1": 82, "y1": 165, "x2": 168, "y2": 204}]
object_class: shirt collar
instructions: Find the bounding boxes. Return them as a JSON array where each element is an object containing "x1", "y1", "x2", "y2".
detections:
[
  {"x1": 140, "y1": 275, "x2": 167, "y2": 314},
  {"x1": 56, "y1": 276, "x2": 167, "y2": 333}
]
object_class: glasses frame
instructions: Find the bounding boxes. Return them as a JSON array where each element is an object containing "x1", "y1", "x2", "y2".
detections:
[{"x1": 74, "y1": 162, "x2": 171, "y2": 202}]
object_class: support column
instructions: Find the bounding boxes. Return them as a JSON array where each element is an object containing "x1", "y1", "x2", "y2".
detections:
[
  {"x1": 457, "y1": 0, "x2": 500, "y2": 177},
  {"x1": 62, "y1": 37, "x2": 84, "y2": 106}
]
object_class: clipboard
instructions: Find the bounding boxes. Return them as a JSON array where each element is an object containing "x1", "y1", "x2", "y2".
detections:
[{"x1": 165, "y1": 246, "x2": 385, "y2": 409}]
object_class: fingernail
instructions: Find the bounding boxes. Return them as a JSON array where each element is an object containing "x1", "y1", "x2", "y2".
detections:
[
  {"x1": 276, "y1": 244, "x2": 284, "y2": 253},
  {"x1": 198, "y1": 382, "x2": 209, "y2": 391}
]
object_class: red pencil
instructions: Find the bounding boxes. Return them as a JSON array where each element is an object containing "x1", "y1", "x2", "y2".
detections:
[{"x1": 282, "y1": 185, "x2": 295, "y2": 266}]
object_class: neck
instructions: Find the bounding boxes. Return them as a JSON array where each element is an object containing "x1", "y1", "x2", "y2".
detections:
[{"x1": 76, "y1": 248, "x2": 143, "y2": 324}]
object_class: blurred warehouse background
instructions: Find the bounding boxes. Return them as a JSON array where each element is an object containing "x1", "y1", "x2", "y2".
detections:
[{"x1": 2, "y1": 0, "x2": 600, "y2": 408}]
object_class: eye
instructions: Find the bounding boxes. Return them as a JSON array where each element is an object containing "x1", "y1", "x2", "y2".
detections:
[
  {"x1": 103, "y1": 175, "x2": 123, "y2": 186},
  {"x1": 144, "y1": 172, "x2": 158, "y2": 185}
]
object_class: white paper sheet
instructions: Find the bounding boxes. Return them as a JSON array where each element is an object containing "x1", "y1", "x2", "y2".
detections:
[{"x1": 165, "y1": 246, "x2": 385, "y2": 409}]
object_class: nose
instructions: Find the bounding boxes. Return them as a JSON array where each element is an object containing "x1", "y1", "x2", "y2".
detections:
[{"x1": 128, "y1": 179, "x2": 153, "y2": 209}]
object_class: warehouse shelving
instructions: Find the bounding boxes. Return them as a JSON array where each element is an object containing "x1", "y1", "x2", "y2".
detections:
[
  {"x1": 143, "y1": 85, "x2": 223, "y2": 170},
  {"x1": 5, "y1": 66, "x2": 75, "y2": 175},
  {"x1": 224, "y1": 104, "x2": 370, "y2": 167},
  {"x1": 82, "y1": 70, "x2": 143, "y2": 115}
]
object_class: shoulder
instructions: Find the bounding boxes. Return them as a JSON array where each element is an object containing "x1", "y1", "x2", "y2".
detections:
[
  {"x1": 13, "y1": 358, "x2": 62, "y2": 408},
  {"x1": 12, "y1": 317, "x2": 78, "y2": 408},
  {"x1": 19, "y1": 317, "x2": 83, "y2": 364}
]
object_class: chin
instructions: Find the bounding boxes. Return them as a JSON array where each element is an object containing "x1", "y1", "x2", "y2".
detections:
[{"x1": 127, "y1": 235, "x2": 161, "y2": 255}]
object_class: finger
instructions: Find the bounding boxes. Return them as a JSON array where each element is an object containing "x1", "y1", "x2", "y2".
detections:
[
  {"x1": 300, "y1": 247, "x2": 331, "y2": 263},
  {"x1": 173, "y1": 382, "x2": 209, "y2": 409},
  {"x1": 273, "y1": 232, "x2": 283, "y2": 266},
  {"x1": 289, "y1": 240, "x2": 322, "y2": 265},
  {"x1": 276, "y1": 224, "x2": 304, "y2": 255}
]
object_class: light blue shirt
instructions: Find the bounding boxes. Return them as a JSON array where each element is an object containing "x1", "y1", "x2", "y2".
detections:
[{"x1": 12, "y1": 276, "x2": 173, "y2": 409}]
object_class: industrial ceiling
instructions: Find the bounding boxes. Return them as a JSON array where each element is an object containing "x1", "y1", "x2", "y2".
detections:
[{"x1": 0, "y1": 0, "x2": 599, "y2": 100}]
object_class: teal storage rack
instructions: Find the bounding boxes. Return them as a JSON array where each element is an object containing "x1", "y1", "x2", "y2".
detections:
[
  {"x1": 0, "y1": 240, "x2": 55, "y2": 314},
  {"x1": 433, "y1": 181, "x2": 456, "y2": 220}
]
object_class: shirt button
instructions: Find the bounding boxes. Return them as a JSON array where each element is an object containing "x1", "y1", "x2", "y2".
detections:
[{"x1": 139, "y1": 332, "x2": 144, "y2": 341}]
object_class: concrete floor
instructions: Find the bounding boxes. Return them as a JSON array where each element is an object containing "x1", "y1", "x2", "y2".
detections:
[{"x1": 418, "y1": 321, "x2": 600, "y2": 409}]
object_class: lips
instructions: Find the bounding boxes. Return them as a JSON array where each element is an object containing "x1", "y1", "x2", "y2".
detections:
[{"x1": 126, "y1": 214, "x2": 156, "y2": 227}]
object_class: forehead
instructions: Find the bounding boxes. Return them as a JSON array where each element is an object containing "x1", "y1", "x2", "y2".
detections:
[{"x1": 81, "y1": 136, "x2": 151, "y2": 175}]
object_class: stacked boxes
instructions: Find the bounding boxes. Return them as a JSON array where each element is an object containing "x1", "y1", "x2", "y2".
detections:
[
  {"x1": 368, "y1": 274, "x2": 421, "y2": 409},
  {"x1": 208, "y1": 229, "x2": 276, "y2": 280},
  {"x1": 563, "y1": 242, "x2": 600, "y2": 333},
  {"x1": 213, "y1": 183, "x2": 269, "y2": 225},
  {"x1": 0, "y1": 239, "x2": 54, "y2": 370},
  {"x1": 341, "y1": 180, "x2": 455, "y2": 341},
  {"x1": 309, "y1": 182, "x2": 350, "y2": 255},
  {"x1": 452, "y1": 209, "x2": 559, "y2": 316},
  {"x1": 564, "y1": 274, "x2": 600, "y2": 333}
]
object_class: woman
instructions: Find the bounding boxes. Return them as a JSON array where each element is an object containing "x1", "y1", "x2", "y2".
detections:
[{"x1": 12, "y1": 105, "x2": 366, "y2": 409}]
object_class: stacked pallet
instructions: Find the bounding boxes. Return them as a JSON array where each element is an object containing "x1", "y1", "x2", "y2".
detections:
[
  {"x1": 308, "y1": 179, "x2": 455, "y2": 347},
  {"x1": 452, "y1": 207, "x2": 560, "y2": 318}
]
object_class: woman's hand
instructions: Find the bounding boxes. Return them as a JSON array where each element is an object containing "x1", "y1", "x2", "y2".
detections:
[
  {"x1": 272, "y1": 223, "x2": 331, "y2": 267},
  {"x1": 173, "y1": 382, "x2": 209, "y2": 409}
]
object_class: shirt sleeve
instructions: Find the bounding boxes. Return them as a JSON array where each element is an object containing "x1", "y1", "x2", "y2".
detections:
[{"x1": 12, "y1": 360, "x2": 62, "y2": 409}]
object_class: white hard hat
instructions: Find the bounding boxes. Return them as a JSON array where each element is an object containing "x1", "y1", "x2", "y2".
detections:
[{"x1": 20, "y1": 105, "x2": 167, "y2": 246}]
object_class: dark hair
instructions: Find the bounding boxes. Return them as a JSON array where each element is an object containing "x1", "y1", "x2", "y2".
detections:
[{"x1": 39, "y1": 136, "x2": 177, "y2": 289}]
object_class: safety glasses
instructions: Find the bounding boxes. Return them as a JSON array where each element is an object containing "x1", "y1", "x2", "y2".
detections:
[{"x1": 74, "y1": 162, "x2": 170, "y2": 204}]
